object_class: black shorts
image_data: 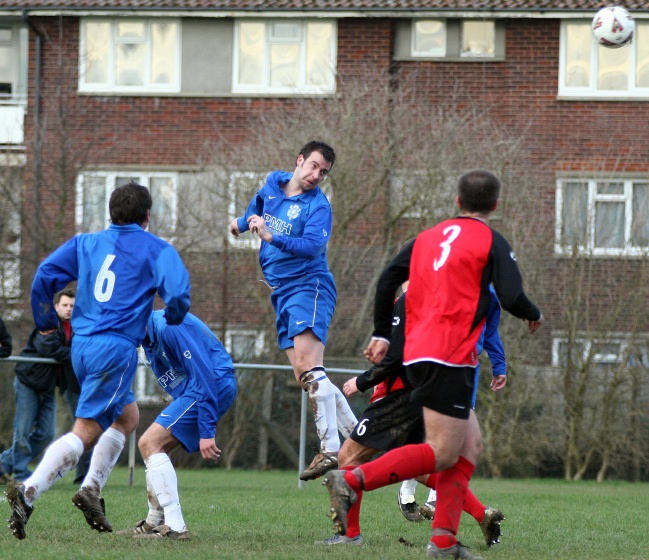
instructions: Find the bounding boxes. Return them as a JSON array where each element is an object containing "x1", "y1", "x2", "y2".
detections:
[
  {"x1": 406, "y1": 361, "x2": 475, "y2": 420},
  {"x1": 349, "y1": 390, "x2": 424, "y2": 451}
]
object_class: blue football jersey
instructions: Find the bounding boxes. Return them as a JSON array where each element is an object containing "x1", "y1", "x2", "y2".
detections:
[
  {"x1": 143, "y1": 310, "x2": 235, "y2": 439},
  {"x1": 237, "y1": 170, "x2": 333, "y2": 286},
  {"x1": 31, "y1": 224, "x2": 191, "y2": 346}
]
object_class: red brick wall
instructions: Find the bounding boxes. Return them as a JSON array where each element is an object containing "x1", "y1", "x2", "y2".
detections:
[{"x1": 18, "y1": 15, "x2": 649, "y2": 354}]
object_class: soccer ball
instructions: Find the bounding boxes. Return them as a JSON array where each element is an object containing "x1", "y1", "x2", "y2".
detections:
[{"x1": 592, "y1": 6, "x2": 635, "y2": 49}]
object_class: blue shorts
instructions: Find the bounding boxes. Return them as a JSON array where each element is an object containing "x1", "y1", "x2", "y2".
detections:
[
  {"x1": 155, "y1": 373, "x2": 237, "y2": 453},
  {"x1": 72, "y1": 334, "x2": 137, "y2": 431},
  {"x1": 270, "y1": 273, "x2": 336, "y2": 350}
]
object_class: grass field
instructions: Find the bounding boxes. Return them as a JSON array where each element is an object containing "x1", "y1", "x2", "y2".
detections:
[{"x1": 0, "y1": 467, "x2": 647, "y2": 560}]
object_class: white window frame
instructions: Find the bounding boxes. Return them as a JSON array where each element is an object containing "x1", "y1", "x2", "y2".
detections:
[
  {"x1": 0, "y1": 201, "x2": 20, "y2": 302},
  {"x1": 552, "y1": 335, "x2": 649, "y2": 368},
  {"x1": 75, "y1": 171, "x2": 178, "y2": 240},
  {"x1": 559, "y1": 19, "x2": 649, "y2": 98},
  {"x1": 0, "y1": 25, "x2": 28, "y2": 104},
  {"x1": 79, "y1": 18, "x2": 180, "y2": 94},
  {"x1": 232, "y1": 19, "x2": 337, "y2": 94},
  {"x1": 555, "y1": 177, "x2": 649, "y2": 257},
  {"x1": 225, "y1": 329, "x2": 266, "y2": 363}
]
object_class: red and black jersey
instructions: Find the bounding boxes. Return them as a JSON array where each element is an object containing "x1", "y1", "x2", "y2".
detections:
[
  {"x1": 373, "y1": 217, "x2": 540, "y2": 365},
  {"x1": 405, "y1": 216, "x2": 539, "y2": 366}
]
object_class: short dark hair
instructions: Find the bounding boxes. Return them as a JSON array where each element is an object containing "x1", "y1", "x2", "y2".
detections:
[
  {"x1": 109, "y1": 182, "x2": 152, "y2": 226},
  {"x1": 54, "y1": 287, "x2": 76, "y2": 305},
  {"x1": 457, "y1": 169, "x2": 501, "y2": 213},
  {"x1": 299, "y1": 140, "x2": 336, "y2": 167}
]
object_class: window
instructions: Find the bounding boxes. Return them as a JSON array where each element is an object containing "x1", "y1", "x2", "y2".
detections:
[
  {"x1": 233, "y1": 20, "x2": 336, "y2": 94},
  {"x1": 76, "y1": 171, "x2": 177, "y2": 239},
  {"x1": 555, "y1": 178, "x2": 649, "y2": 256},
  {"x1": 401, "y1": 19, "x2": 499, "y2": 60},
  {"x1": 0, "y1": 161, "x2": 22, "y2": 303},
  {"x1": 461, "y1": 21, "x2": 495, "y2": 57},
  {"x1": 225, "y1": 329, "x2": 266, "y2": 363},
  {"x1": 412, "y1": 20, "x2": 446, "y2": 57},
  {"x1": 228, "y1": 172, "x2": 266, "y2": 250},
  {"x1": 0, "y1": 25, "x2": 27, "y2": 103},
  {"x1": 552, "y1": 336, "x2": 649, "y2": 368},
  {"x1": 560, "y1": 19, "x2": 649, "y2": 97},
  {"x1": 79, "y1": 19, "x2": 180, "y2": 93}
]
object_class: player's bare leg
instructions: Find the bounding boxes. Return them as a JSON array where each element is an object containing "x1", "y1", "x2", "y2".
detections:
[
  {"x1": 288, "y1": 332, "x2": 341, "y2": 480},
  {"x1": 122, "y1": 423, "x2": 190, "y2": 540}
]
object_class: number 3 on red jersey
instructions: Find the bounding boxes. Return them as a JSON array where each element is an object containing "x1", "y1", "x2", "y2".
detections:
[{"x1": 433, "y1": 225, "x2": 461, "y2": 271}]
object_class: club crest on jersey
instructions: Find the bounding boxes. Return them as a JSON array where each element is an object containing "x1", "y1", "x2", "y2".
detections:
[
  {"x1": 287, "y1": 204, "x2": 301, "y2": 220},
  {"x1": 184, "y1": 350, "x2": 192, "y2": 359}
]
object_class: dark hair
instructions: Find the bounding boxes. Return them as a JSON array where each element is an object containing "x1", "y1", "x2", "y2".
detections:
[
  {"x1": 457, "y1": 169, "x2": 501, "y2": 213},
  {"x1": 54, "y1": 287, "x2": 76, "y2": 305},
  {"x1": 109, "y1": 182, "x2": 152, "y2": 226},
  {"x1": 299, "y1": 140, "x2": 336, "y2": 167}
]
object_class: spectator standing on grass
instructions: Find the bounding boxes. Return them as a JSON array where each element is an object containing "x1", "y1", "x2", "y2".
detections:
[
  {"x1": 229, "y1": 140, "x2": 357, "y2": 481},
  {"x1": 0, "y1": 289, "x2": 75, "y2": 484},
  {"x1": 5, "y1": 182, "x2": 191, "y2": 541},
  {"x1": 325, "y1": 169, "x2": 543, "y2": 559},
  {"x1": 116, "y1": 310, "x2": 237, "y2": 541}
]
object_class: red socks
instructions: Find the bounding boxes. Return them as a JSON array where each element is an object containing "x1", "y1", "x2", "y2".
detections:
[
  {"x1": 431, "y1": 456, "x2": 475, "y2": 548},
  {"x1": 339, "y1": 465, "x2": 362, "y2": 538},
  {"x1": 344, "y1": 443, "x2": 436, "y2": 492},
  {"x1": 463, "y1": 487, "x2": 486, "y2": 522}
]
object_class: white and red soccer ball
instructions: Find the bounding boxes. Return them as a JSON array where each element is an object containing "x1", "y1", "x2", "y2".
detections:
[{"x1": 592, "y1": 6, "x2": 635, "y2": 48}]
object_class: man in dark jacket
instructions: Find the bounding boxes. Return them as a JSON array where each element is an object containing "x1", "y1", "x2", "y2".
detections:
[
  {"x1": 0, "y1": 288, "x2": 75, "y2": 482},
  {"x1": 0, "y1": 314, "x2": 12, "y2": 359}
]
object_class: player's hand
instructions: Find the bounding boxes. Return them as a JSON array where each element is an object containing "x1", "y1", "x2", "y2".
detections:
[
  {"x1": 343, "y1": 377, "x2": 359, "y2": 396},
  {"x1": 490, "y1": 375, "x2": 507, "y2": 392},
  {"x1": 527, "y1": 313, "x2": 545, "y2": 334},
  {"x1": 364, "y1": 338, "x2": 389, "y2": 364},
  {"x1": 229, "y1": 218, "x2": 240, "y2": 237},
  {"x1": 247, "y1": 215, "x2": 272, "y2": 242},
  {"x1": 39, "y1": 328, "x2": 57, "y2": 336},
  {"x1": 199, "y1": 438, "x2": 221, "y2": 461}
]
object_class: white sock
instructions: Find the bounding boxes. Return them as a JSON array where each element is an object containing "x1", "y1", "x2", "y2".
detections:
[
  {"x1": 333, "y1": 385, "x2": 357, "y2": 438},
  {"x1": 145, "y1": 453, "x2": 186, "y2": 532},
  {"x1": 300, "y1": 367, "x2": 339, "y2": 453},
  {"x1": 427, "y1": 488, "x2": 437, "y2": 503},
  {"x1": 81, "y1": 427, "x2": 125, "y2": 495},
  {"x1": 144, "y1": 474, "x2": 165, "y2": 527},
  {"x1": 399, "y1": 479, "x2": 418, "y2": 504},
  {"x1": 23, "y1": 432, "x2": 83, "y2": 505}
]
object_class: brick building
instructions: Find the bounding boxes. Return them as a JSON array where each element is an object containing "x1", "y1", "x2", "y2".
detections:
[{"x1": 0, "y1": 1, "x2": 648, "y2": 417}]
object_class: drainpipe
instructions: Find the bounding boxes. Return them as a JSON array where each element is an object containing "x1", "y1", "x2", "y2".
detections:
[{"x1": 21, "y1": 10, "x2": 43, "y2": 266}]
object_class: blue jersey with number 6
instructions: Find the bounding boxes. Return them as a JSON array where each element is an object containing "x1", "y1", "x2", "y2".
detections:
[{"x1": 31, "y1": 223, "x2": 191, "y2": 346}]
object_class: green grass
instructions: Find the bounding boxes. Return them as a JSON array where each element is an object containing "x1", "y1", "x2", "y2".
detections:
[{"x1": 0, "y1": 468, "x2": 647, "y2": 559}]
